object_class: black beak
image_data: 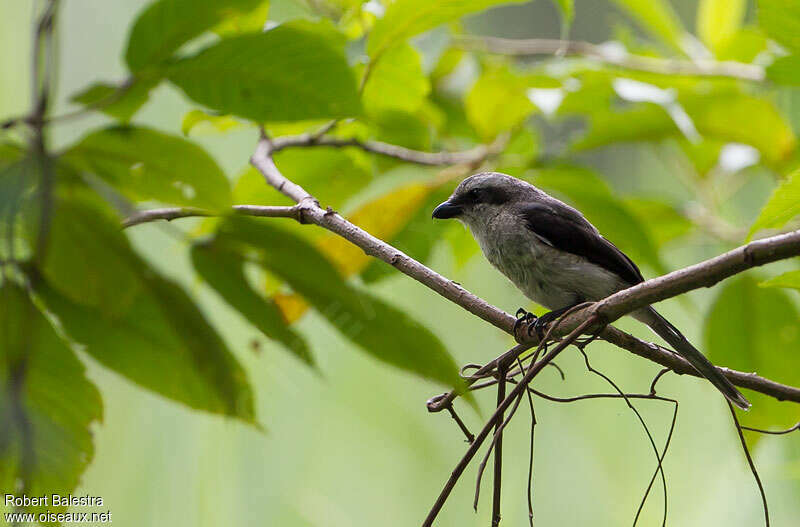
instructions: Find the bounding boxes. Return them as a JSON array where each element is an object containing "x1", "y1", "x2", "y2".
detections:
[{"x1": 432, "y1": 201, "x2": 462, "y2": 219}]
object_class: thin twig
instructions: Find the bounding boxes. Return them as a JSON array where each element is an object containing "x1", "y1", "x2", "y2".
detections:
[
  {"x1": 741, "y1": 423, "x2": 800, "y2": 435},
  {"x1": 490, "y1": 367, "x2": 506, "y2": 526},
  {"x1": 728, "y1": 403, "x2": 770, "y2": 527},
  {"x1": 456, "y1": 35, "x2": 765, "y2": 81},
  {"x1": 446, "y1": 403, "x2": 475, "y2": 443}
]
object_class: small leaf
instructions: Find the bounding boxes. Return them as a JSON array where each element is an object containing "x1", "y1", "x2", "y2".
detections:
[
  {"x1": 0, "y1": 283, "x2": 103, "y2": 515},
  {"x1": 182, "y1": 109, "x2": 245, "y2": 136},
  {"x1": 166, "y1": 23, "x2": 361, "y2": 122},
  {"x1": 697, "y1": 0, "x2": 745, "y2": 53},
  {"x1": 216, "y1": 217, "x2": 463, "y2": 389},
  {"x1": 69, "y1": 77, "x2": 159, "y2": 123},
  {"x1": 362, "y1": 43, "x2": 430, "y2": 116},
  {"x1": 750, "y1": 169, "x2": 800, "y2": 236},
  {"x1": 758, "y1": 0, "x2": 800, "y2": 53},
  {"x1": 213, "y1": 0, "x2": 270, "y2": 35},
  {"x1": 610, "y1": 0, "x2": 687, "y2": 52},
  {"x1": 125, "y1": 0, "x2": 264, "y2": 71},
  {"x1": 62, "y1": 125, "x2": 232, "y2": 210},
  {"x1": 191, "y1": 243, "x2": 314, "y2": 366},
  {"x1": 466, "y1": 66, "x2": 536, "y2": 140},
  {"x1": 760, "y1": 270, "x2": 800, "y2": 291},
  {"x1": 705, "y1": 276, "x2": 800, "y2": 431},
  {"x1": 766, "y1": 55, "x2": 800, "y2": 85},
  {"x1": 367, "y1": 0, "x2": 527, "y2": 60}
]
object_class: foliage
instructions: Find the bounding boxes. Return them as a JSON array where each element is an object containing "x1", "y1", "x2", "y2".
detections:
[{"x1": 2, "y1": 0, "x2": 800, "y2": 522}]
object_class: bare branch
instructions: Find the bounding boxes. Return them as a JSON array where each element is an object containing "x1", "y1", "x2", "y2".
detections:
[
  {"x1": 122, "y1": 204, "x2": 300, "y2": 228},
  {"x1": 268, "y1": 132, "x2": 508, "y2": 166},
  {"x1": 456, "y1": 36, "x2": 765, "y2": 82}
]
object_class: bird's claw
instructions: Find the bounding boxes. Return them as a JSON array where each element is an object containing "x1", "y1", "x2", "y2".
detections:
[{"x1": 514, "y1": 308, "x2": 539, "y2": 337}]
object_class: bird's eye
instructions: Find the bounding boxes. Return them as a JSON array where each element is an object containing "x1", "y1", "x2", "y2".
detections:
[{"x1": 467, "y1": 189, "x2": 481, "y2": 202}]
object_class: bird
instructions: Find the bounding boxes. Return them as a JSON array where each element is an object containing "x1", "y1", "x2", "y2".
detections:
[{"x1": 432, "y1": 171, "x2": 750, "y2": 410}]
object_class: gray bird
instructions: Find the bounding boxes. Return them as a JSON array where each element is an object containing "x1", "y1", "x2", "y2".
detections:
[{"x1": 432, "y1": 172, "x2": 750, "y2": 410}]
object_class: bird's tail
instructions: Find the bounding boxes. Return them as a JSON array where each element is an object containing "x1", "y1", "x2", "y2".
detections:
[{"x1": 634, "y1": 307, "x2": 751, "y2": 410}]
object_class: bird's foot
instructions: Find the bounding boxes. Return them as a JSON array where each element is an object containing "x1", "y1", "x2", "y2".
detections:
[{"x1": 513, "y1": 308, "x2": 538, "y2": 337}]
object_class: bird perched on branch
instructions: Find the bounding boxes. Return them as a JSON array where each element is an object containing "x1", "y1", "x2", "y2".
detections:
[{"x1": 432, "y1": 172, "x2": 750, "y2": 410}]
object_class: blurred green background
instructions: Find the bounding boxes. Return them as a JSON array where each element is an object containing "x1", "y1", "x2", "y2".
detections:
[{"x1": 2, "y1": 1, "x2": 799, "y2": 526}]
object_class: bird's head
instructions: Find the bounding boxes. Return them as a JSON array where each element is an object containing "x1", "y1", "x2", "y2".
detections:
[{"x1": 432, "y1": 172, "x2": 542, "y2": 225}]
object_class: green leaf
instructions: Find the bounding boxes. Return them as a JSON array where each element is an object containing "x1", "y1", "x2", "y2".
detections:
[
  {"x1": 233, "y1": 147, "x2": 372, "y2": 210},
  {"x1": 367, "y1": 0, "x2": 527, "y2": 60},
  {"x1": 69, "y1": 77, "x2": 159, "y2": 123},
  {"x1": 609, "y1": 0, "x2": 687, "y2": 52},
  {"x1": 37, "y1": 273, "x2": 256, "y2": 423},
  {"x1": 190, "y1": 243, "x2": 314, "y2": 366},
  {"x1": 758, "y1": 0, "x2": 800, "y2": 53},
  {"x1": 528, "y1": 165, "x2": 667, "y2": 274},
  {"x1": 30, "y1": 194, "x2": 144, "y2": 315},
  {"x1": 704, "y1": 276, "x2": 800, "y2": 430},
  {"x1": 0, "y1": 283, "x2": 103, "y2": 514},
  {"x1": 166, "y1": 23, "x2": 361, "y2": 122},
  {"x1": 766, "y1": 55, "x2": 800, "y2": 85},
  {"x1": 361, "y1": 184, "x2": 453, "y2": 283},
  {"x1": 697, "y1": 0, "x2": 745, "y2": 53},
  {"x1": 213, "y1": 0, "x2": 270, "y2": 35},
  {"x1": 216, "y1": 217, "x2": 463, "y2": 389},
  {"x1": 760, "y1": 270, "x2": 800, "y2": 291},
  {"x1": 182, "y1": 109, "x2": 245, "y2": 136},
  {"x1": 466, "y1": 66, "x2": 536, "y2": 140},
  {"x1": 125, "y1": 0, "x2": 264, "y2": 71},
  {"x1": 750, "y1": 169, "x2": 800, "y2": 236},
  {"x1": 62, "y1": 125, "x2": 232, "y2": 210},
  {"x1": 362, "y1": 43, "x2": 430, "y2": 116},
  {"x1": 624, "y1": 197, "x2": 693, "y2": 247}
]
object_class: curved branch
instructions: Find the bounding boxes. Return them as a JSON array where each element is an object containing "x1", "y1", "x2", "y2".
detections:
[
  {"x1": 269, "y1": 132, "x2": 507, "y2": 166},
  {"x1": 457, "y1": 36, "x2": 765, "y2": 82},
  {"x1": 121, "y1": 204, "x2": 299, "y2": 228}
]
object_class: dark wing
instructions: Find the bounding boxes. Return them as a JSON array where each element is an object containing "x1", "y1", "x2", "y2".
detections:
[{"x1": 520, "y1": 202, "x2": 644, "y2": 285}]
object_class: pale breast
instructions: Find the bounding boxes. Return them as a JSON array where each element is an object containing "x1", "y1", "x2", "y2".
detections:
[{"x1": 468, "y1": 213, "x2": 626, "y2": 310}]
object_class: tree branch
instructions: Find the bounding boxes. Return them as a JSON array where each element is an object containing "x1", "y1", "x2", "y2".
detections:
[
  {"x1": 123, "y1": 138, "x2": 800, "y2": 406},
  {"x1": 456, "y1": 36, "x2": 765, "y2": 82},
  {"x1": 269, "y1": 132, "x2": 508, "y2": 166}
]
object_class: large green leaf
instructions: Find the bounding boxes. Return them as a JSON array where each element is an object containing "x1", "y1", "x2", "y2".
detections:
[
  {"x1": 758, "y1": 0, "x2": 800, "y2": 53},
  {"x1": 0, "y1": 283, "x2": 103, "y2": 517},
  {"x1": 466, "y1": 66, "x2": 536, "y2": 140},
  {"x1": 69, "y1": 77, "x2": 159, "y2": 123},
  {"x1": 750, "y1": 169, "x2": 800, "y2": 236},
  {"x1": 27, "y1": 196, "x2": 255, "y2": 422},
  {"x1": 167, "y1": 23, "x2": 361, "y2": 122},
  {"x1": 704, "y1": 276, "x2": 800, "y2": 430},
  {"x1": 362, "y1": 43, "x2": 430, "y2": 116},
  {"x1": 190, "y1": 243, "x2": 314, "y2": 366},
  {"x1": 697, "y1": 0, "x2": 745, "y2": 53},
  {"x1": 37, "y1": 274, "x2": 256, "y2": 423},
  {"x1": 215, "y1": 217, "x2": 463, "y2": 388},
  {"x1": 367, "y1": 0, "x2": 527, "y2": 60},
  {"x1": 62, "y1": 125, "x2": 232, "y2": 210},
  {"x1": 30, "y1": 194, "x2": 144, "y2": 315},
  {"x1": 760, "y1": 270, "x2": 800, "y2": 291},
  {"x1": 125, "y1": 0, "x2": 264, "y2": 71},
  {"x1": 609, "y1": 0, "x2": 687, "y2": 51}
]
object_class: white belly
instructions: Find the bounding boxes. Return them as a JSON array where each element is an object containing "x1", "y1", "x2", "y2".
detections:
[{"x1": 468, "y1": 218, "x2": 626, "y2": 310}]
